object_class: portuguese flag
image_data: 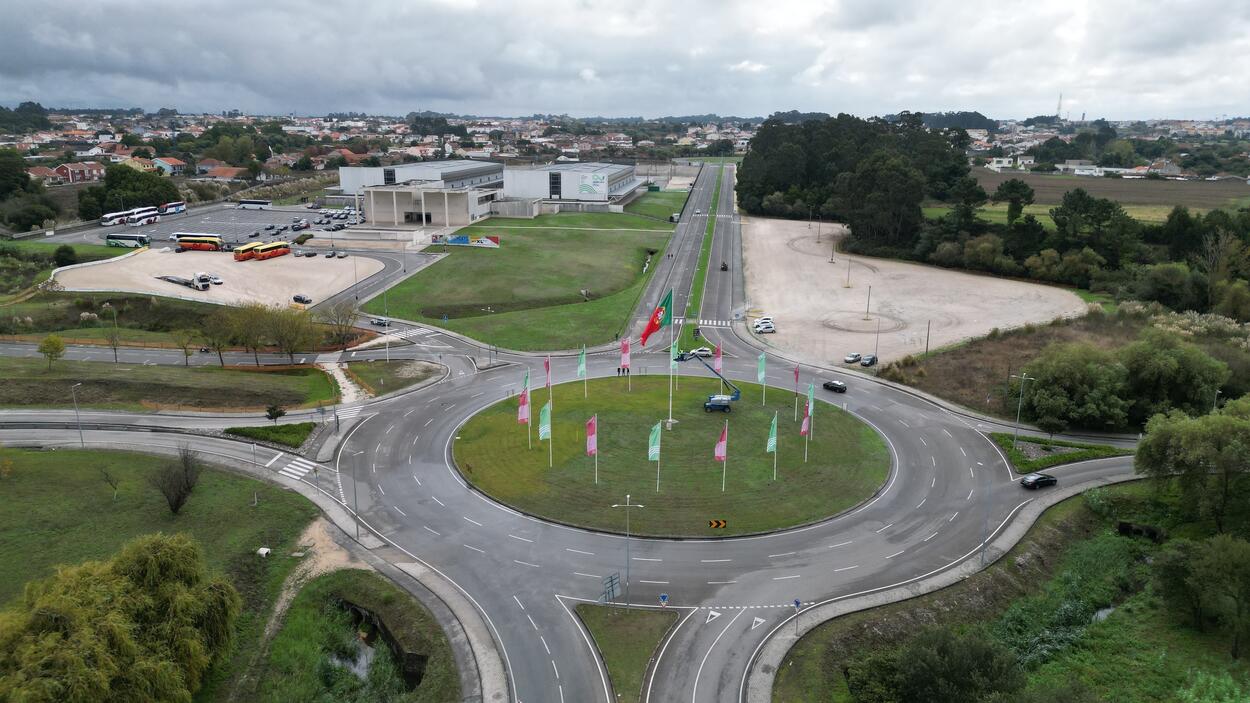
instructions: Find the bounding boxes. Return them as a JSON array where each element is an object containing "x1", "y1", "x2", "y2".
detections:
[{"x1": 640, "y1": 290, "x2": 673, "y2": 346}]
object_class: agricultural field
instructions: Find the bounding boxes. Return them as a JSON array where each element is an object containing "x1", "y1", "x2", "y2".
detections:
[
  {"x1": 366, "y1": 212, "x2": 672, "y2": 350},
  {"x1": 972, "y1": 167, "x2": 1250, "y2": 209}
]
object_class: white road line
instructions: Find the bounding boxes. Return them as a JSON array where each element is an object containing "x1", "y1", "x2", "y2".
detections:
[
  {"x1": 707, "y1": 580, "x2": 737, "y2": 584},
  {"x1": 412, "y1": 437, "x2": 419, "y2": 446},
  {"x1": 943, "y1": 428, "x2": 953, "y2": 438},
  {"x1": 899, "y1": 420, "x2": 910, "y2": 428},
  {"x1": 967, "y1": 488, "x2": 975, "y2": 500},
  {"x1": 413, "y1": 475, "x2": 422, "y2": 486},
  {"x1": 692, "y1": 608, "x2": 745, "y2": 703},
  {"x1": 834, "y1": 565, "x2": 859, "y2": 572},
  {"x1": 404, "y1": 408, "x2": 415, "y2": 417},
  {"x1": 463, "y1": 544, "x2": 484, "y2": 554},
  {"x1": 960, "y1": 446, "x2": 966, "y2": 457},
  {"x1": 639, "y1": 579, "x2": 669, "y2": 584},
  {"x1": 392, "y1": 505, "x2": 407, "y2": 517},
  {"x1": 916, "y1": 498, "x2": 926, "y2": 509},
  {"x1": 931, "y1": 456, "x2": 936, "y2": 467},
  {"x1": 919, "y1": 436, "x2": 927, "y2": 446},
  {"x1": 424, "y1": 418, "x2": 433, "y2": 427},
  {"x1": 509, "y1": 534, "x2": 534, "y2": 543},
  {"x1": 540, "y1": 635, "x2": 551, "y2": 654},
  {"x1": 886, "y1": 550, "x2": 905, "y2": 559},
  {"x1": 949, "y1": 511, "x2": 959, "y2": 522},
  {"x1": 385, "y1": 424, "x2": 394, "y2": 434},
  {"x1": 559, "y1": 685, "x2": 564, "y2": 703},
  {"x1": 446, "y1": 403, "x2": 457, "y2": 410},
  {"x1": 700, "y1": 558, "x2": 732, "y2": 563},
  {"x1": 931, "y1": 476, "x2": 936, "y2": 488},
  {"x1": 573, "y1": 572, "x2": 601, "y2": 579},
  {"x1": 969, "y1": 466, "x2": 975, "y2": 478},
  {"x1": 772, "y1": 574, "x2": 800, "y2": 581},
  {"x1": 924, "y1": 532, "x2": 939, "y2": 542},
  {"x1": 875, "y1": 523, "x2": 893, "y2": 533},
  {"x1": 514, "y1": 560, "x2": 540, "y2": 568},
  {"x1": 464, "y1": 516, "x2": 483, "y2": 526},
  {"x1": 264, "y1": 452, "x2": 283, "y2": 467},
  {"x1": 527, "y1": 614, "x2": 538, "y2": 630},
  {"x1": 632, "y1": 557, "x2": 661, "y2": 562},
  {"x1": 371, "y1": 463, "x2": 376, "y2": 473},
  {"x1": 375, "y1": 442, "x2": 381, "y2": 453},
  {"x1": 377, "y1": 484, "x2": 385, "y2": 496},
  {"x1": 828, "y1": 541, "x2": 852, "y2": 549},
  {"x1": 513, "y1": 595, "x2": 525, "y2": 610},
  {"x1": 422, "y1": 525, "x2": 440, "y2": 535},
  {"x1": 767, "y1": 551, "x2": 795, "y2": 558},
  {"x1": 551, "y1": 659, "x2": 560, "y2": 680},
  {"x1": 431, "y1": 496, "x2": 444, "y2": 506},
  {"x1": 566, "y1": 548, "x2": 594, "y2": 555},
  {"x1": 471, "y1": 392, "x2": 483, "y2": 399}
]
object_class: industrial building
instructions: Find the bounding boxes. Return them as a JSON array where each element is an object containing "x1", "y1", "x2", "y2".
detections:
[
  {"x1": 338, "y1": 160, "x2": 503, "y2": 195},
  {"x1": 502, "y1": 162, "x2": 642, "y2": 202},
  {"x1": 339, "y1": 160, "x2": 504, "y2": 228}
]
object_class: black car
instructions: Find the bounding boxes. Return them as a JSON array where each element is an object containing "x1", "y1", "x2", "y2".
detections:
[
  {"x1": 1020, "y1": 473, "x2": 1058, "y2": 489},
  {"x1": 822, "y1": 380, "x2": 847, "y2": 393},
  {"x1": 264, "y1": 224, "x2": 275, "y2": 231},
  {"x1": 249, "y1": 231, "x2": 260, "y2": 238},
  {"x1": 293, "y1": 294, "x2": 312, "y2": 305},
  {"x1": 860, "y1": 354, "x2": 878, "y2": 367},
  {"x1": 324, "y1": 250, "x2": 335, "y2": 258}
]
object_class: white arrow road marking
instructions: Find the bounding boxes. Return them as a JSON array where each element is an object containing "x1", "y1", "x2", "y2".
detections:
[{"x1": 706, "y1": 610, "x2": 722, "y2": 624}]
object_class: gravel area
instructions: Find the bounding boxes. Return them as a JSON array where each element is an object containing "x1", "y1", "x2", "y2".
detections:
[{"x1": 741, "y1": 217, "x2": 1087, "y2": 365}]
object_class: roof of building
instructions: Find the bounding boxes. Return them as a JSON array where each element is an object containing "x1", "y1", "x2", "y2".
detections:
[
  {"x1": 206, "y1": 166, "x2": 248, "y2": 178},
  {"x1": 155, "y1": 156, "x2": 186, "y2": 165},
  {"x1": 528, "y1": 162, "x2": 634, "y2": 177},
  {"x1": 341, "y1": 159, "x2": 503, "y2": 183},
  {"x1": 26, "y1": 166, "x2": 59, "y2": 177}
]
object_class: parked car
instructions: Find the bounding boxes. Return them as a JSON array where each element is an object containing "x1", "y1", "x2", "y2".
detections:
[
  {"x1": 336, "y1": 252, "x2": 348, "y2": 258},
  {"x1": 673, "y1": 351, "x2": 694, "y2": 362},
  {"x1": 324, "y1": 250, "x2": 336, "y2": 258},
  {"x1": 754, "y1": 323, "x2": 776, "y2": 334},
  {"x1": 293, "y1": 294, "x2": 312, "y2": 304},
  {"x1": 844, "y1": 352, "x2": 862, "y2": 364},
  {"x1": 860, "y1": 354, "x2": 878, "y2": 367},
  {"x1": 292, "y1": 217, "x2": 302, "y2": 223},
  {"x1": 249, "y1": 231, "x2": 260, "y2": 238},
  {"x1": 264, "y1": 224, "x2": 275, "y2": 231},
  {"x1": 822, "y1": 380, "x2": 847, "y2": 393},
  {"x1": 370, "y1": 317, "x2": 391, "y2": 327},
  {"x1": 208, "y1": 275, "x2": 224, "y2": 285},
  {"x1": 1020, "y1": 473, "x2": 1058, "y2": 489}
]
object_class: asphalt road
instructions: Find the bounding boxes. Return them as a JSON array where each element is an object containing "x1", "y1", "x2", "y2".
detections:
[{"x1": 0, "y1": 164, "x2": 1138, "y2": 703}]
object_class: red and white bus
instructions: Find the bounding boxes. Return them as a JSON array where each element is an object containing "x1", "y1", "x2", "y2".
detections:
[
  {"x1": 126, "y1": 207, "x2": 161, "y2": 226},
  {"x1": 100, "y1": 208, "x2": 143, "y2": 226},
  {"x1": 253, "y1": 240, "x2": 290, "y2": 260},
  {"x1": 158, "y1": 201, "x2": 187, "y2": 215}
]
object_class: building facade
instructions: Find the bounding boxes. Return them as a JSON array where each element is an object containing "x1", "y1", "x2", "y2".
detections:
[{"x1": 502, "y1": 162, "x2": 641, "y2": 202}]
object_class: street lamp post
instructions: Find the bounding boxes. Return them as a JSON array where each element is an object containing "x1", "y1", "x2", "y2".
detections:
[
  {"x1": 70, "y1": 382, "x2": 84, "y2": 448},
  {"x1": 347, "y1": 449, "x2": 365, "y2": 539},
  {"x1": 1011, "y1": 372, "x2": 1034, "y2": 450},
  {"x1": 611, "y1": 495, "x2": 645, "y2": 607},
  {"x1": 1214, "y1": 388, "x2": 1222, "y2": 413}
]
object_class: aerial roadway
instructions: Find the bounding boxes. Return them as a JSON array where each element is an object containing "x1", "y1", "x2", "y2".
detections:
[{"x1": 0, "y1": 164, "x2": 1137, "y2": 703}]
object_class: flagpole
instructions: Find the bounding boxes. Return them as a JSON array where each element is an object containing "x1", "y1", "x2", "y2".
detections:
[
  {"x1": 794, "y1": 372, "x2": 799, "y2": 421},
  {"x1": 593, "y1": 414, "x2": 599, "y2": 484},
  {"x1": 656, "y1": 430, "x2": 662, "y2": 492},
  {"x1": 527, "y1": 385, "x2": 532, "y2": 450},
  {"x1": 773, "y1": 412, "x2": 778, "y2": 481},
  {"x1": 721, "y1": 419, "x2": 728, "y2": 492}
]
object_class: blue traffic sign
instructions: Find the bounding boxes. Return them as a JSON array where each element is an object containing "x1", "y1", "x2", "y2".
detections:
[
  {"x1": 793, "y1": 599, "x2": 802, "y2": 610},
  {"x1": 659, "y1": 593, "x2": 669, "y2": 603}
]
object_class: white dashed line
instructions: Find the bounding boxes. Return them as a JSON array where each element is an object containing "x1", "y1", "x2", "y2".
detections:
[
  {"x1": 943, "y1": 428, "x2": 953, "y2": 438},
  {"x1": 886, "y1": 550, "x2": 905, "y2": 559},
  {"x1": 392, "y1": 505, "x2": 406, "y2": 517},
  {"x1": 834, "y1": 565, "x2": 859, "y2": 572},
  {"x1": 875, "y1": 523, "x2": 893, "y2": 533},
  {"x1": 967, "y1": 488, "x2": 975, "y2": 500},
  {"x1": 639, "y1": 579, "x2": 669, "y2": 584},
  {"x1": 463, "y1": 544, "x2": 484, "y2": 554},
  {"x1": 431, "y1": 496, "x2": 445, "y2": 507},
  {"x1": 828, "y1": 541, "x2": 852, "y2": 549},
  {"x1": 574, "y1": 572, "x2": 601, "y2": 579},
  {"x1": 422, "y1": 525, "x2": 440, "y2": 535},
  {"x1": 566, "y1": 548, "x2": 594, "y2": 556},
  {"x1": 707, "y1": 580, "x2": 737, "y2": 584},
  {"x1": 969, "y1": 466, "x2": 975, "y2": 478},
  {"x1": 772, "y1": 574, "x2": 800, "y2": 581},
  {"x1": 931, "y1": 456, "x2": 936, "y2": 467},
  {"x1": 924, "y1": 532, "x2": 939, "y2": 542},
  {"x1": 767, "y1": 552, "x2": 795, "y2": 558},
  {"x1": 514, "y1": 560, "x2": 540, "y2": 568},
  {"x1": 632, "y1": 557, "x2": 661, "y2": 562},
  {"x1": 949, "y1": 511, "x2": 959, "y2": 522},
  {"x1": 385, "y1": 424, "x2": 394, "y2": 434},
  {"x1": 701, "y1": 558, "x2": 732, "y2": 563},
  {"x1": 377, "y1": 484, "x2": 386, "y2": 496},
  {"x1": 919, "y1": 436, "x2": 927, "y2": 446},
  {"x1": 375, "y1": 442, "x2": 382, "y2": 453},
  {"x1": 959, "y1": 446, "x2": 966, "y2": 457},
  {"x1": 424, "y1": 418, "x2": 433, "y2": 427},
  {"x1": 540, "y1": 635, "x2": 551, "y2": 654},
  {"x1": 509, "y1": 534, "x2": 534, "y2": 543},
  {"x1": 513, "y1": 595, "x2": 525, "y2": 610},
  {"x1": 527, "y1": 614, "x2": 538, "y2": 630},
  {"x1": 931, "y1": 476, "x2": 936, "y2": 488},
  {"x1": 916, "y1": 498, "x2": 926, "y2": 509},
  {"x1": 413, "y1": 475, "x2": 422, "y2": 486},
  {"x1": 404, "y1": 409, "x2": 415, "y2": 417},
  {"x1": 551, "y1": 659, "x2": 560, "y2": 680},
  {"x1": 464, "y1": 516, "x2": 483, "y2": 527}
]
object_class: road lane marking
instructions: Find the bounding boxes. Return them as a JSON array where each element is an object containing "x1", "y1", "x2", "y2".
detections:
[
  {"x1": 969, "y1": 466, "x2": 975, "y2": 478},
  {"x1": 392, "y1": 505, "x2": 407, "y2": 517},
  {"x1": 943, "y1": 428, "x2": 953, "y2": 438},
  {"x1": 463, "y1": 544, "x2": 484, "y2": 553},
  {"x1": 707, "y1": 580, "x2": 737, "y2": 584},
  {"x1": 377, "y1": 484, "x2": 385, "y2": 495},
  {"x1": 424, "y1": 418, "x2": 433, "y2": 427},
  {"x1": 264, "y1": 452, "x2": 283, "y2": 467},
  {"x1": 931, "y1": 456, "x2": 936, "y2": 466},
  {"x1": 422, "y1": 525, "x2": 440, "y2": 535},
  {"x1": 949, "y1": 511, "x2": 959, "y2": 522},
  {"x1": 385, "y1": 424, "x2": 394, "y2": 434},
  {"x1": 931, "y1": 476, "x2": 936, "y2": 488},
  {"x1": 527, "y1": 614, "x2": 538, "y2": 630},
  {"x1": 509, "y1": 534, "x2": 534, "y2": 543},
  {"x1": 431, "y1": 496, "x2": 445, "y2": 506},
  {"x1": 551, "y1": 659, "x2": 560, "y2": 680},
  {"x1": 513, "y1": 595, "x2": 525, "y2": 610},
  {"x1": 514, "y1": 560, "x2": 540, "y2": 568},
  {"x1": 632, "y1": 557, "x2": 661, "y2": 562},
  {"x1": 828, "y1": 541, "x2": 852, "y2": 549},
  {"x1": 574, "y1": 572, "x2": 601, "y2": 579},
  {"x1": 899, "y1": 419, "x2": 910, "y2": 428},
  {"x1": 404, "y1": 408, "x2": 415, "y2": 417},
  {"x1": 772, "y1": 574, "x2": 800, "y2": 580},
  {"x1": 960, "y1": 446, "x2": 966, "y2": 457},
  {"x1": 566, "y1": 548, "x2": 594, "y2": 555},
  {"x1": 375, "y1": 442, "x2": 381, "y2": 453},
  {"x1": 875, "y1": 523, "x2": 893, "y2": 533},
  {"x1": 767, "y1": 551, "x2": 795, "y2": 558},
  {"x1": 639, "y1": 579, "x2": 669, "y2": 584},
  {"x1": 924, "y1": 532, "x2": 939, "y2": 542},
  {"x1": 692, "y1": 606, "x2": 746, "y2": 702},
  {"x1": 967, "y1": 488, "x2": 975, "y2": 500},
  {"x1": 540, "y1": 635, "x2": 551, "y2": 654},
  {"x1": 886, "y1": 550, "x2": 905, "y2": 559},
  {"x1": 464, "y1": 516, "x2": 482, "y2": 526},
  {"x1": 834, "y1": 565, "x2": 859, "y2": 572},
  {"x1": 701, "y1": 558, "x2": 732, "y2": 562},
  {"x1": 916, "y1": 498, "x2": 926, "y2": 509},
  {"x1": 413, "y1": 475, "x2": 422, "y2": 486}
]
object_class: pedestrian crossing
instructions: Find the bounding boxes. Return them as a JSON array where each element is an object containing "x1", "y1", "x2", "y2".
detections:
[
  {"x1": 278, "y1": 456, "x2": 321, "y2": 481},
  {"x1": 695, "y1": 319, "x2": 732, "y2": 328},
  {"x1": 388, "y1": 327, "x2": 434, "y2": 341},
  {"x1": 336, "y1": 405, "x2": 364, "y2": 419}
]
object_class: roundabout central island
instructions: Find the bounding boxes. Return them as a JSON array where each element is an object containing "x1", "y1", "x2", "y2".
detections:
[{"x1": 453, "y1": 375, "x2": 890, "y2": 537}]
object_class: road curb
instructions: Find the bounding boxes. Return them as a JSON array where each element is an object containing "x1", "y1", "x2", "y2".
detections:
[{"x1": 741, "y1": 465, "x2": 1141, "y2": 703}]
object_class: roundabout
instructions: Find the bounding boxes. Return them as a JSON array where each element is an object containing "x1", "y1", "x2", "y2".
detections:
[{"x1": 452, "y1": 377, "x2": 890, "y2": 537}]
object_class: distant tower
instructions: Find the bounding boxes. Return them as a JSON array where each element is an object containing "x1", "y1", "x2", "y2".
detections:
[
  {"x1": 1081, "y1": 112, "x2": 1085, "y2": 122},
  {"x1": 1056, "y1": 93, "x2": 1063, "y2": 119}
]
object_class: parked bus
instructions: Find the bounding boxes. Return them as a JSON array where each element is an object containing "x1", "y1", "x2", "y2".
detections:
[
  {"x1": 171, "y1": 231, "x2": 225, "y2": 241},
  {"x1": 235, "y1": 199, "x2": 272, "y2": 210},
  {"x1": 100, "y1": 208, "x2": 142, "y2": 226},
  {"x1": 177, "y1": 236, "x2": 223, "y2": 252},
  {"x1": 104, "y1": 232, "x2": 150, "y2": 248},
  {"x1": 126, "y1": 207, "x2": 161, "y2": 226},
  {"x1": 232, "y1": 241, "x2": 263, "y2": 261},
  {"x1": 253, "y1": 240, "x2": 290, "y2": 260},
  {"x1": 158, "y1": 201, "x2": 187, "y2": 215}
]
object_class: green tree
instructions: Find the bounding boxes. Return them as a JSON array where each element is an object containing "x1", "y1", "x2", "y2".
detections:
[
  {"x1": 837, "y1": 149, "x2": 926, "y2": 247},
  {"x1": 53, "y1": 244, "x2": 77, "y2": 268},
  {"x1": 1193, "y1": 534, "x2": 1250, "y2": 658},
  {"x1": 893, "y1": 627, "x2": 1023, "y2": 703},
  {"x1": 266, "y1": 404, "x2": 286, "y2": 424},
  {"x1": 230, "y1": 302, "x2": 269, "y2": 366},
  {"x1": 991, "y1": 178, "x2": 1036, "y2": 226},
  {"x1": 1024, "y1": 342, "x2": 1129, "y2": 430},
  {"x1": 0, "y1": 532, "x2": 240, "y2": 702},
  {"x1": 0, "y1": 147, "x2": 30, "y2": 200},
  {"x1": 1153, "y1": 538, "x2": 1205, "y2": 630},
  {"x1": 170, "y1": 328, "x2": 196, "y2": 366},
  {"x1": 149, "y1": 446, "x2": 203, "y2": 515},
  {"x1": 199, "y1": 309, "x2": 235, "y2": 367},
  {"x1": 269, "y1": 307, "x2": 317, "y2": 363},
  {"x1": 1215, "y1": 279, "x2": 1250, "y2": 322},
  {"x1": 294, "y1": 154, "x2": 313, "y2": 171},
  {"x1": 37, "y1": 334, "x2": 65, "y2": 370},
  {"x1": 1119, "y1": 328, "x2": 1228, "y2": 424}
]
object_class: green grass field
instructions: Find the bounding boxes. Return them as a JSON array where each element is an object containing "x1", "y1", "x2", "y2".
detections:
[
  {"x1": 691, "y1": 156, "x2": 744, "y2": 164},
  {"x1": 0, "y1": 356, "x2": 338, "y2": 411},
  {"x1": 453, "y1": 376, "x2": 889, "y2": 537},
  {"x1": 680, "y1": 166, "x2": 722, "y2": 349},
  {"x1": 0, "y1": 291, "x2": 219, "y2": 344},
  {"x1": 577, "y1": 605, "x2": 677, "y2": 703},
  {"x1": 254, "y1": 569, "x2": 460, "y2": 703},
  {"x1": 991, "y1": 432, "x2": 1133, "y2": 474},
  {"x1": 2, "y1": 240, "x2": 124, "y2": 260},
  {"x1": 0, "y1": 448, "x2": 319, "y2": 702},
  {"x1": 225, "y1": 422, "x2": 316, "y2": 448},
  {"x1": 625, "y1": 191, "x2": 690, "y2": 221},
  {"x1": 0, "y1": 241, "x2": 129, "y2": 301},
  {"x1": 346, "y1": 360, "x2": 441, "y2": 396},
  {"x1": 365, "y1": 212, "x2": 672, "y2": 350}
]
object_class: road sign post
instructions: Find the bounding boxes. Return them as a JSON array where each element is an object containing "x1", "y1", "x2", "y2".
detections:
[
  {"x1": 659, "y1": 593, "x2": 668, "y2": 608},
  {"x1": 794, "y1": 599, "x2": 802, "y2": 636}
]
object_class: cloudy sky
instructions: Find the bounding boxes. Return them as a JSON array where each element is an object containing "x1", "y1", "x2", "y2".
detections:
[{"x1": 3, "y1": 0, "x2": 1247, "y2": 120}]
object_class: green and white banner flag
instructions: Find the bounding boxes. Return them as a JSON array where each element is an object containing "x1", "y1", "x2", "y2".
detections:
[
  {"x1": 538, "y1": 401, "x2": 551, "y2": 440},
  {"x1": 807, "y1": 383, "x2": 816, "y2": 416},
  {"x1": 670, "y1": 338, "x2": 679, "y2": 372},
  {"x1": 648, "y1": 422, "x2": 662, "y2": 461},
  {"x1": 767, "y1": 412, "x2": 778, "y2": 453},
  {"x1": 757, "y1": 353, "x2": 767, "y2": 383},
  {"x1": 577, "y1": 345, "x2": 587, "y2": 378}
]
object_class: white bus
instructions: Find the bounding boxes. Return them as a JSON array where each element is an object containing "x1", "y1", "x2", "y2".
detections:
[
  {"x1": 104, "y1": 232, "x2": 151, "y2": 248},
  {"x1": 100, "y1": 208, "x2": 142, "y2": 226},
  {"x1": 236, "y1": 199, "x2": 272, "y2": 210},
  {"x1": 170, "y1": 231, "x2": 225, "y2": 242},
  {"x1": 126, "y1": 207, "x2": 161, "y2": 226},
  {"x1": 158, "y1": 201, "x2": 187, "y2": 215}
]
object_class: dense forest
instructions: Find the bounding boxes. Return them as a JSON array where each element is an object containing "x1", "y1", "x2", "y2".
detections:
[{"x1": 0, "y1": 102, "x2": 52, "y2": 134}]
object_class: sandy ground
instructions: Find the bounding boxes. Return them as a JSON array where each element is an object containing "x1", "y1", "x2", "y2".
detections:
[
  {"x1": 741, "y1": 217, "x2": 1087, "y2": 365},
  {"x1": 54, "y1": 248, "x2": 384, "y2": 307},
  {"x1": 319, "y1": 362, "x2": 367, "y2": 403}
]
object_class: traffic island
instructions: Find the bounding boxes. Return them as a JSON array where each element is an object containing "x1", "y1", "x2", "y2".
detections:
[{"x1": 452, "y1": 376, "x2": 889, "y2": 537}]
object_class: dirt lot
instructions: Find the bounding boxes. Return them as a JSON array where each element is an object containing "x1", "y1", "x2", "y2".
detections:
[
  {"x1": 973, "y1": 167, "x2": 1250, "y2": 208},
  {"x1": 741, "y1": 217, "x2": 1087, "y2": 365},
  {"x1": 53, "y1": 248, "x2": 383, "y2": 308}
]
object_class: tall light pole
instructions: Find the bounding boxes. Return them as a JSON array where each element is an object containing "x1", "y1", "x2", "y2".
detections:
[
  {"x1": 610, "y1": 495, "x2": 644, "y2": 607},
  {"x1": 70, "y1": 382, "x2": 84, "y2": 448},
  {"x1": 1214, "y1": 388, "x2": 1222, "y2": 413},
  {"x1": 1011, "y1": 372, "x2": 1034, "y2": 450},
  {"x1": 347, "y1": 449, "x2": 365, "y2": 539}
]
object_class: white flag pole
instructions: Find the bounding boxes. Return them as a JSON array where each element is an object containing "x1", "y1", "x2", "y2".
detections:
[{"x1": 721, "y1": 419, "x2": 728, "y2": 493}]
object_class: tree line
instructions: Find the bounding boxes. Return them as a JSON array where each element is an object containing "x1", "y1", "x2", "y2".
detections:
[
  {"x1": 76, "y1": 164, "x2": 180, "y2": 220},
  {"x1": 0, "y1": 148, "x2": 61, "y2": 233}
]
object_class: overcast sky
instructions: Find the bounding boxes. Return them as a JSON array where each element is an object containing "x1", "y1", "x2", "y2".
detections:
[{"x1": 2, "y1": 0, "x2": 1247, "y2": 120}]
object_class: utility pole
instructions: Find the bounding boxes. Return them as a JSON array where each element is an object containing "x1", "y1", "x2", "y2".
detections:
[
  {"x1": 70, "y1": 382, "x2": 84, "y2": 448},
  {"x1": 610, "y1": 495, "x2": 644, "y2": 607},
  {"x1": 1011, "y1": 372, "x2": 1034, "y2": 450},
  {"x1": 348, "y1": 449, "x2": 365, "y2": 539},
  {"x1": 874, "y1": 318, "x2": 881, "y2": 357},
  {"x1": 863, "y1": 285, "x2": 872, "y2": 321}
]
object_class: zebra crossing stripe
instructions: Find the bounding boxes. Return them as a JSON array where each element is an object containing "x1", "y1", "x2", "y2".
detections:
[
  {"x1": 279, "y1": 457, "x2": 319, "y2": 480},
  {"x1": 337, "y1": 406, "x2": 363, "y2": 419}
]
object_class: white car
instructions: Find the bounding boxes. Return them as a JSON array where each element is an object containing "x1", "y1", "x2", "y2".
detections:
[
  {"x1": 690, "y1": 347, "x2": 713, "y2": 357},
  {"x1": 844, "y1": 352, "x2": 862, "y2": 364},
  {"x1": 209, "y1": 275, "x2": 224, "y2": 285},
  {"x1": 754, "y1": 316, "x2": 774, "y2": 325},
  {"x1": 755, "y1": 323, "x2": 776, "y2": 334}
]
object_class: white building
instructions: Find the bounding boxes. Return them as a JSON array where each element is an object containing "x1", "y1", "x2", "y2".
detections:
[
  {"x1": 503, "y1": 162, "x2": 642, "y2": 202},
  {"x1": 338, "y1": 159, "x2": 503, "y2": 195},
  {"x1": 339, "y1": 160, "x2": 505, "y2": 228}
]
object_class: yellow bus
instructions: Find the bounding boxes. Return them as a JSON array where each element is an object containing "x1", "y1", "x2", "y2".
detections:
[
  {"x1": 253, "y1": 240, "x2": 291, "y2": 260},
  {"x1": 232, "y1": 241, "x2": 264, "y2": 261}
]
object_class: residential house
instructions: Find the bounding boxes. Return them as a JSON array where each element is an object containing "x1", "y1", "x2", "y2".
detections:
[
  {"x1": 119, "y1": 157, "x2": 156, "y2": 173},
  {"x1": 205, "y1": 166, "x2": 249, "y2": 181},
  {"x1": 153, "y1": 156, "x2": 187, "y2": 175},
  {"x1": 25, "y1": 166, "x2": 65, "y2": 185},
  {"x1": 54, "y1": 161, "x2": 106, "y2": 183}
]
